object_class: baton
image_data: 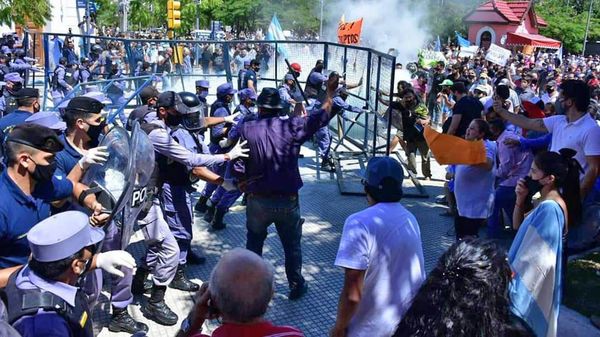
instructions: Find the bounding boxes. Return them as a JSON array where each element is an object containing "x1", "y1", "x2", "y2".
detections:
[{"x1": 284, "y1": 58, "x2": 310, "y2": 106}]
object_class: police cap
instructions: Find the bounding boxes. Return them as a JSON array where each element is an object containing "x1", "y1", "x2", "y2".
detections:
[
  {"x1": 157, "y1": 91, "x2": 190, "y2": 114},
  {"x1": 66, "y1": 96, "x2": 105, "y2": 114},
  {"x1": 15, "y1": 88, "x2": 39, "y2": 99},
  {"x1": 6, "y1": 123, "x2": 64, "y2": 153}
]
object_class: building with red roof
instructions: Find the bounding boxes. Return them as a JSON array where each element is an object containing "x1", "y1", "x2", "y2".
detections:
[{"x1": 463, "y1": 0, "x2": 560, "y2": 50}]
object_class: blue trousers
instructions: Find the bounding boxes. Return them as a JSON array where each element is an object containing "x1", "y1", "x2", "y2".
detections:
[
  {"x1": 315, "y1": 125, "x2": 332, "y2": 159},
  {"x1": 245, "y1": 194, "x2": 304, "y2": 288},
  {"x1": 200, "y1": 161, "x2": 227, "y2": 200},
  {"x1": 101, "y1": 222, "x2": 133, "y2": 308},
  {"x1": 487, "y1": 185, "x2": 517, "y2": 239},
  {"x1": 210, "y1": 162, "x2": 242, "y2": 212},
  {"x1": 161, "y1": 184, "x2": 194, "y2": 265}
]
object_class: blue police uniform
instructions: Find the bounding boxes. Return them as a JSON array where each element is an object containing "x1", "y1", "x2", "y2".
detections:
[
  {"x1": 0, "y1": 171, "x2": 72, "y2": 268},
  {"x1": 304, "y1": 68, "x2": 327, "y2": 100},
  {"x1": 241, "y1": 69, "x2": 257, "y2": 90},
  {"x1": 51, "y1": 64, "x2": 70, "y2": 102},
  {"x1": 314, "y1": 93, "x2": 362, "y2": 161},
  {"x1": 0, "y1": 109, "x2": 32, "y2": 143}
]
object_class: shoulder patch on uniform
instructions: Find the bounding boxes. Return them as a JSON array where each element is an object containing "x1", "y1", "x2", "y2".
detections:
[{"x1": 79, "y1": 310, "x2": 88, "y2": 328}]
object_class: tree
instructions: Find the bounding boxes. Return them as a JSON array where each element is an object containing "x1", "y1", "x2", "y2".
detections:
[
  {"x1": 0, "y1": 0, "x2": 52, "y2": 27},
  {"x1": 95, "y1": 0, "x2": 119, "y2": 28}
]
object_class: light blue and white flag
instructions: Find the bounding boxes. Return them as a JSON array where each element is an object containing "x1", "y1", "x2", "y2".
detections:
[
  {"x1": 434, "y1": 35, "x2": 441, "y2": 52},
  {"x1": 455, "y1": 31, "x2": 471, "y2": 48},
  {"x1": 266, "y1": 14, "x2": 289, "y2": 59}
]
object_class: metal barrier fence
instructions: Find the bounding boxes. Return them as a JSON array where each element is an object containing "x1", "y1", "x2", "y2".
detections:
[{"x1": 30, "y1": 33, "x2": 396, "y2": 157}]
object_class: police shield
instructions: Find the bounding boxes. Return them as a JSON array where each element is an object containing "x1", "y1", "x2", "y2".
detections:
[
  {"x1": 121, "y1": 121, "x2": 156, "y2": 248},
  {"x1": 81, "y1": 126, "x2": 134, "y2": 239}
]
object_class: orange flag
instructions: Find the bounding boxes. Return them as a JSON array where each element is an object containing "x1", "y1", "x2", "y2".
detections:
[
  {"x1": 424, "y1": 126, "x2": 487, "y2": 165},
  {"x1": 338, "y1": 18, "x2": 363, "y2": 45}
]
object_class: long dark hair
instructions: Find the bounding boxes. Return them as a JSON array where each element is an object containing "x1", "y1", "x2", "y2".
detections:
[
  {"x1": 472, "y1": 118, "x2": 492, "y2": 140},
  {"x1": 393, "y1": 239, "x2": 512, "y2": 337},
  {"x1": 534, "y1": 148, "x2": 582, "y2": 226}
]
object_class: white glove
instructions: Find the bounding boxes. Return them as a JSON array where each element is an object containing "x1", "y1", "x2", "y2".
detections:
[
  {"x1": 226, "y1": 140, "x2": 249, "y2": 160},
  {"x1": 78, "y1": 146, "x2": 109, "y2": 170},
  {"x1": 219, "y1": 138, "x2": 232, "y2": 149},
  {"x1": 221, "y1": 178, "x2": 237, "y2": 191},
  {"x1": 223, "y1": 112, "x2": 241, "y2": 124},
  {"x1": 96, "y1": 250, "x2": 136, "y2": 278}
]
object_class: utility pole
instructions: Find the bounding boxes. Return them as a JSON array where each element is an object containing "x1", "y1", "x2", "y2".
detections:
[
  {"x1": 196, "y1": 0, "x2": 201, "y2": 31},
  {"x1": 583, "y1": 0, "x2": 594, "y2": 56},
  {"x1": 119, "y1": 0, "x2": 129, "y2": 34},
  {"x1": 319, "y1": 0, "x2": 324, "y2": 40}
]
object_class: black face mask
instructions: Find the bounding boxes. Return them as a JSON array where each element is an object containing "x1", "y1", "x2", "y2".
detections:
[
  {"x1": 524, "y1": 176, "x2": 544, "y2": 201},
  {"x1": 31, "y1": 158, "x2": 57, "y2": 182},
  {"x1": 87, "y1": 121, "x2": 105, "y2": 144},
  {"x1": 166, "y1": 113, "x2": 183, "y2": 127}
]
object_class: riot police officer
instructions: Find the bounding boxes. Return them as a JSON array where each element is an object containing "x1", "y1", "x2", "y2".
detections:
[
  {"x1": 237, "y1": 59, "x2": 250, "y2": 90},
  {"x1": 241, "y1": 59, "x2": 260, "y2": 92},
  {"x1": 51, "y1": 57, "x2": 73, "y2": 104},
  {"x1": 74, "y1": 57, "x2": 93, "y2": 84},
  {"x1": 304, "y1": 60, "x2": 327, "y2": 101},
  {"x1": 0, "y1": 72, "x2": 24, "y2": 116},
  {"x1": 106, "y1": 63, "x2": 128, "y2": 125},
  {"x1": 3, "y1": 211, "x2": 135, "y2": 337}
]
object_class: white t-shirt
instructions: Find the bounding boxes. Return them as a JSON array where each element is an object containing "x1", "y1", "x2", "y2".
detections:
[
  {"x1": 544, "y1": 113, "x2": 600, "y2": 179},
  {"x1": 454, "y1": 140, "x2": 497, "y2": 219},
  {"x1": 335, "y1": 202, "x2": 426, "y2": 337}
]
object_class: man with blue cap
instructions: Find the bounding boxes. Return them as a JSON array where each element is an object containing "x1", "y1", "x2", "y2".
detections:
[
  {"x1": 0, "y1": 72, "x2": 25, "y2": 116},
  {"x1": 199, "y1": 87, "x2": 257, "y2": 229},
  {"x1": 25, "y1": 111, "x2": 67, "y2": 133},
  {"x1": 237, "y1": 59, "x2": 251, "y2": 90},
  {"x1": 198, "y1": 82, "x2": 239, "y2": 222},
  {"x1": 241, "y1": 59, "x2": 260, "y2": 92},
  {"x1": 279, "y1": 73, "x2": 301, "y2": 117},
  {"x1": 2, "y1": 211, "x2": 136, "y2": 337},
  {"x1": 51, "y1": 57, "x2": 73, "y2": 104},
  {"x1": 140, "y1": 90, "x2": 247, "y2": 324},
  {"x1": 195, "y1": 80, "x2": 210, "y2": 106},
  {"x1": 232, "y1": 74, "x2": 341, "y2": 301},
  {"x1": 331, "y1": 156, "x2": 425, "y2": 337}
]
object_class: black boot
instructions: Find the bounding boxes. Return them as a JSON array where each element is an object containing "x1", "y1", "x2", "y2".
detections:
[
  {"x1": 203, "y1": 205, "x2": 216, "y2": 223},
  {"x1": 211, "y1": 208, "x2": 227, "y2": 230},
  {"x1": 132, "y1": 267, "x2": 152, "y2": 295},
  {"x1": 187, "y1": 250, "x2": 207, "y2": 265},
  {"x1": 169, "y1": 266, "x2": 200, "y2": 292},
  {"x1": 108, "y1": 306, "x2": 149, "y2": 333},
  {"x1": 321, "y1": 158, "x2": 335, "y2": 172},
  {"x1": 240, "y1": 193, "x2": 248, "y2": 206},
  {"x1": 143, "y1": 285, "x2": 178, "y2": 326},
  {"x1": 194, "y1": 195, "x2": 209, "y2": 213}
]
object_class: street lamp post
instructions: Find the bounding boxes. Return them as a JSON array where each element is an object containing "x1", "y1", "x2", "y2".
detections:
[
  {"x1": 319, "y1": 0, "x2": 324, "y2": 40},
  {"x1": 196, "y1": 0, "x2": 201, "y2": 31},
  {"x1": 582, "y1": 0, "x2": 594, "y2": 56}
]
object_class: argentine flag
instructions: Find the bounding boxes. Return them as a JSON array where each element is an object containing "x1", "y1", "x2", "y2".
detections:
[
  {"x1": 455, "y1": 31, "x2": 471, "y2": 47},
  {"x1": 266, "y1": 14, "x2": 289, "y2": 59}
]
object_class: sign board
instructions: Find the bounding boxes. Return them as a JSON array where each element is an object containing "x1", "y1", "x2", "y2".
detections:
[
  {"x1": 76, "y1": 0, "x2": 95, "y2": 9},
  {"x1": 418, "y1": 49, "x2": 447, "y2": 69},
  {"x1": 337, "y1": 18, "x2": 363, "y2": 45},
  {"x1": 458, "y1": 45, "x2": 479, "y2": 58},
  {"x1": 485, "y1": 43, "x2": 511, "y2": 66}
]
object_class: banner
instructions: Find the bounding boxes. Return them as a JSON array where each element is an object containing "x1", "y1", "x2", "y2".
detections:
[
  {"x1": 424, "y1": 127, "x2": 487, "y2": 165},
  {"x1": 485, "y1": 43, "x2": 512, "y2": 66},
  {"x1": 459, "y1": 45, "x2": 479, "y2": 58},
  {"x1": 418, "y1": 49, "x2": 447, "y2": 69},
  {"x1": 337, "y1": 18, "x2": 363, "y2": 45}
]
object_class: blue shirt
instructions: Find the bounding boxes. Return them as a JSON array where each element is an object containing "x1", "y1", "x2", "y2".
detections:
[
  {"x1": 0, "y1": 109, "x2": 32, "y2": 141},
  {"x1": 233, "y1": 108, "x2": 335, "y2": 194},
  {"x1": 55, "y1": 134, "x2": 82, "y2": 176},
  {"x1": 0, "y1": 171, "x2": 73, "y2": 268},
  {"x1": 242, "y1": 69, "x2": 257, "y2": 89}
]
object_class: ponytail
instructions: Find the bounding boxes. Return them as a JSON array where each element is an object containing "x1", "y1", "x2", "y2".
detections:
[{"x1": 558, "y1": 148, "x2": 583, "y2": 226}]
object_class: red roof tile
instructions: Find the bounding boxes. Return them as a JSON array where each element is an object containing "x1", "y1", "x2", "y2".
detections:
[{"x1": 466, "y1": 1, "x2": 547, "y2": 27}]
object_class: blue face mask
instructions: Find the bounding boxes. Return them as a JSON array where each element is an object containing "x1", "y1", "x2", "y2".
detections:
[{"x1": 199, "y1": 91, "x2": 209, "y2": 99}]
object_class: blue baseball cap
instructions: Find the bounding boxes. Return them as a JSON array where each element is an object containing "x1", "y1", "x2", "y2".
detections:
[
  {"x1": 362, "y1": 156, "x2": 404, "y2": 194},
  {"x1": 238, "y1": 88, "x2": 257, "y2": 101},
  {"x1": 195, "y1": 80, "x2": 210, "y2": 88},
  {"x1": 28, "y1": 211, "x2": 105, "y2": 262},
  {"x1": 83, "y1": 91, "x2": 112, "y2": 105},
  {"x1": 216, "y1": 83, "x2": 237, "y2": 97},
  {"x1": 243, "y1": 59, "x2": 251, "y2": 66},
  {"x1": 4, "y1": 72, "x2": 23, "y2": 83},
  {"x1": 26, "y1": 111, "x2": 67, "y2": 131}
]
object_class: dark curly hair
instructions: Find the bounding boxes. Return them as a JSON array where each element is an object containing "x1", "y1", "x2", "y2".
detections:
[{"x1": 393, "y1": 239, "x2": 512, "y2": 337}]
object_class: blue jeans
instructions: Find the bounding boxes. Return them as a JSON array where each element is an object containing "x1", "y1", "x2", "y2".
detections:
[
  {"x1": 245, "y1": 194, "x2": 304, "y2": 288},
  {"x1": 487, "y1": 185, "x2": 516, "y2": 239}
]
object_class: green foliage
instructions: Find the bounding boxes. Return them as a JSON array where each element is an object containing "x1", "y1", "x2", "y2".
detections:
[
  {"x1": 95, "y1": 0, "x2": 119, "y2": 28},
  {"x1": 0, "y1": 0, "x2": 52, "y2": 27}
]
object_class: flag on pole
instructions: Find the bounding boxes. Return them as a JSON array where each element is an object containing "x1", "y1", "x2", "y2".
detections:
[
  {"x1": 434, "y1": 35, "x2": 441, "y2": 52},
  {"x1": 455, "y1": 31, "x2": 471, "y2": 47},
  {"x1": 266, "y1": 14, "x2": 289, "y2": 59},
  {"x1": 556, "y1": 46, "x2": 563, "y2": 64},
  {"x1": 340, "y1": 14, "x2": 346, "y2": 24}
]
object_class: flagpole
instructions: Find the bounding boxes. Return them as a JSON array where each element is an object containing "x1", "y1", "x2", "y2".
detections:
[
  {"x1": 320, "y1": 0, "x2": 324, "y2": 40},
  {"x1": 582, "y1": 0, "x2": 594, "y2": 56}
]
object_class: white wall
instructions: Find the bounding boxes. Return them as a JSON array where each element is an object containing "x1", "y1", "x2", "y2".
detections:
[{"x1": 46, "y1": 0, "x2": 84, "y2": 34}]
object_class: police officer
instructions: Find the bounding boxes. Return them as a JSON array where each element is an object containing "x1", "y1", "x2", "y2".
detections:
[
  {"x1": 51, "y1": 57, "x2": 73, "y2": 104},
  {"x1": 0, "y1": 54, "x2": 11, "y2": 81},
  {"x1": 106, "y1": 63, "x2": 128, "y2": 125},
  {"x1": 242, "y1": 59, "x2": 260, "y2": 92},
  {"x1": 195, "y1": 80, "x2": 210, "y2": 116},
  {"x1": 304, "y1": 59, "x2": 327, "y2": 101},
  {"x1": 0, "y1": 88, "x2": 40, "y2": 143},
  {"x1": 74, "y1": 57, "x2": 93, "y2": 84},
  {"x1": 199, "y1": 83, "x2": 238, "y2": 222},
  {"x1": 237, "y1": 59, "x2": 250, "y2": 90},
  {"x1": 232, "y1": 75, "x2": 340, "y2": 301},
  {"x1": 0, "y1": 124, "x2": 108, "y2": 270},
  {"x1": 279, "y1": 74, "x2": 300, "y2": 116},
  {"x1": 0, "y1": 72, "x2": 24, "y2": 116},
  {"x1": 143, "y1": 91, "x2": 247, "y2": 294},
  {"x1": 201, "y1": 88, "x2": 257, "y2": 230},
  {"x1": 25, "y1": 110, "x2": 67, "y2": 135},
  {"x1": 62, "y1": 38, "x2": 79, "y2": 66},
  {"x1": 127, "y1": 86, "x2": 160, "y2": 131},
  {"x1": 3, "y1": 211, "x2": 136, "y2": 337}
]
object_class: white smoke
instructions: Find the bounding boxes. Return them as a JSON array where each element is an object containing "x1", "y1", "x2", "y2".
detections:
[{"x1": 323, "y1": 0, "x2": 430, "y2": 64}]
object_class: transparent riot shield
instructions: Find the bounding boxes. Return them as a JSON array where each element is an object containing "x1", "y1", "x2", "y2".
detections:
[
  {"x1": 121, "y1": 121, "x2": 156, "y2": 248},
  {"x1": 81, "y1": 126, "x2": 133, "y2": 237}
]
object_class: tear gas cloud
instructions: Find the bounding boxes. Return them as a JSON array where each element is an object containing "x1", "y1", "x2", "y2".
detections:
[{"x1": 323, "y1": 0, "x2": 430, "y2": 64}]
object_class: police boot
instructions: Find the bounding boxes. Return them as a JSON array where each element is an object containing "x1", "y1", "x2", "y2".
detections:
[
  {"x1": 211, "y1": 208, "x2": 227, "y2": 231},
  {"x1": 203, "y1": 204, "x2": 216, "y2": 223},
  {"x1": 194, "y1": 195, "x2": 209, "y2": 213},
  {"x1": 169, "y1": 266, "x2": 200, "y2": 292},
  {"x1": 143, "y1": 285, "x2": 178, "y2": 326},
  {"x1": 132, "y1": 267, "x2": 152, "y2": 295},
  {"x1": 187, "y1": 250, "x2": 207, "y2": 265},
  {"x1": 321, "y1": 158, "x2": 335, "y2": 172},
  {"x1": 108, "y1": 306, "x2": 149, "y2": 334}
]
